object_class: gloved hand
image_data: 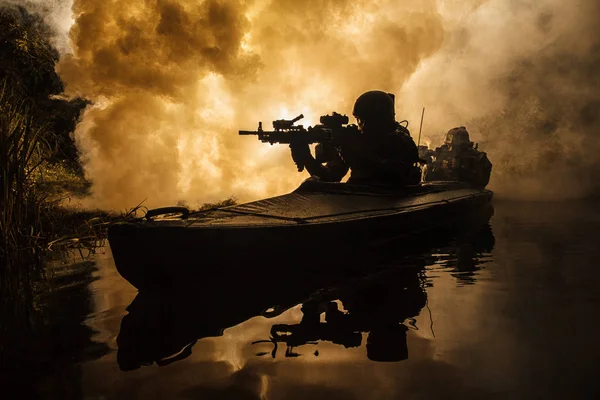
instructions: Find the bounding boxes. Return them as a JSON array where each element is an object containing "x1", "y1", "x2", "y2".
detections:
[{"x1": 289, "y1": 141, "x2": 312, "y2": 172}]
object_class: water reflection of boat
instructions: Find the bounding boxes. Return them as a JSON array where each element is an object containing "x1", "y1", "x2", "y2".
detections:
[
  {"x1": 116, "y1": 217, "x2": 495, "y2": 371},
  {"x1": 108, "y1": 180, "x2": 493, "y2": 291}
]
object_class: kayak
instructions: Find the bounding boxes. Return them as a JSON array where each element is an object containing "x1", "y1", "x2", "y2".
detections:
[{"x1": 108, "y1": 179, "x2": 493, "y2": 291}]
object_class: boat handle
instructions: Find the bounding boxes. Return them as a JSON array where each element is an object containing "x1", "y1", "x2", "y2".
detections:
[{"x1": 145, "y1": 206, "x2": 190, "y2": 220}]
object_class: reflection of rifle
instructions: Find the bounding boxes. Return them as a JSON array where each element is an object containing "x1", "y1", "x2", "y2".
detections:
[
  {"x1": 239, "y1": 112, "x2": 360, "y2": 145},
  {"x1": 251, "y1": 319, "x2": 363, "y2": 359}
]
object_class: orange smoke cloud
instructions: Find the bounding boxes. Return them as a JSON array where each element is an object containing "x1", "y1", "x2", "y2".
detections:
[
  {"x1": 58, "y1": 0, "x2": 445, "y2": 210},
  {"x1": 14, "y1": 0, "x2": 600, "y2": 207}
]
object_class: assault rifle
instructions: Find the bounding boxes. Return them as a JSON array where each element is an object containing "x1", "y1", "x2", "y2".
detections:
[
  {"x1": 239, "y1": 112, "x2": 360, "y2": 145},
  {"x1": 239, "y1": 112, "x2": 360, "y2": 171}
]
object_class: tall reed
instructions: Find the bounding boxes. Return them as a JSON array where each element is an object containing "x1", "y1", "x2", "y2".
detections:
[{"x1": 0, "y1": 85, "x2": 46, "y2": 315}]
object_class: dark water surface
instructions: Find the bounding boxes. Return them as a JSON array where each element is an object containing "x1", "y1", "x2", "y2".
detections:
[{"x1": 7, "y1": 200, "x2": 600, "y2": 399}]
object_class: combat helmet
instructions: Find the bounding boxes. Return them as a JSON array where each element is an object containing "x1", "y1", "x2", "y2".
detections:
[
  {"x1": 352, "y1": 90, "x2": 396, "y2": 130},
  {"x1": 445, "y1": 126, "x2": 472, "y2": 149}
]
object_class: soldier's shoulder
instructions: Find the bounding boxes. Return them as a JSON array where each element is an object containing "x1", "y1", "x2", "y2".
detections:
[
  {"x1": 387, "y1": 133, "x2": 417, "y2": 150},
  {"x1": 390, "y1": 128, "x2": 415, "y2": 141},
  {"x1": 466, "y1": 148, "x2": 487, "y2": 157}
]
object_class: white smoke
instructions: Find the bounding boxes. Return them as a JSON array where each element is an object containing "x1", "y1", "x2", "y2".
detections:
[{"x1": 399, "y1": 0, "x2": 600, "y2": 199}]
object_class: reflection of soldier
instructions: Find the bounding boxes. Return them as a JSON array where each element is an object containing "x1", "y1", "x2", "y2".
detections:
[
  {"x1": 289, "y1": 91, "x2": 421, "y2": 186},
  {"x1": 263, "y1": 267, "x2": 427, "y2": 362},
  {"x1": 424, "y1": 127, "x2": 492, "y2": 188}
]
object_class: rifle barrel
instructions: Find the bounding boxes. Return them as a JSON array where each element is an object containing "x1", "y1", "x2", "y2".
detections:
[{"x1": 239, "y1": 130, "x2": 259, "y2": 135}]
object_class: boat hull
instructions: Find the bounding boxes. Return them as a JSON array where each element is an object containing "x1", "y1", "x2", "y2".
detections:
[{"x1": 108, "y1": 181, "x2": 493, "y2": 291}]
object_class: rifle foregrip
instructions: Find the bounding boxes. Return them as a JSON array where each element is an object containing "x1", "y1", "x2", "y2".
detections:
[{"x1": 293, "y1": 159, "x2": 305, "y2": 172}]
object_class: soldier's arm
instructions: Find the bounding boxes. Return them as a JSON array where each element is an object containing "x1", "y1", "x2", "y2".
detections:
[
  {"x1": 290, "y1": 142, "x2": 348, "y2": 182},
  {"x1": 471, "y1": 152, "x2": 492, "y2": 188},
  {"x1": 304, "y1": 152, "x2": 349, "y2": 182}
]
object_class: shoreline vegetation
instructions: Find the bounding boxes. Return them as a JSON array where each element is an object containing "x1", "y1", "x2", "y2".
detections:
[
  {"x1": 0, "y1": 7, "x2": 236, "y2": 383},
  {"x1": 0, "y1": 92, "x2": 237, "y2": 315},
  {"x1": 0, "y1": 5, "x2": 242, "y2": 390},
  {"x1": 0, "y1": 5, "x2": 235, "y2": 333},
  {"x1": 0, "y1": 1, "x2": 114, "y2": 319}
]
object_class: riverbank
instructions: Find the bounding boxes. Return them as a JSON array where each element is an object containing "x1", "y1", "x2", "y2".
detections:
[{"x1": 2, "y1": 158, "x2": 237, "y2": 313}]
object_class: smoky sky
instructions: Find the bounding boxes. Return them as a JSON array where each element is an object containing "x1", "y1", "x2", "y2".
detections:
[
  {"x1": 400, "y1": 0, "x2": 600, "y2": 200},
  {"x1": 15, "y1": 0, "x2": 600, "y2": 208}
]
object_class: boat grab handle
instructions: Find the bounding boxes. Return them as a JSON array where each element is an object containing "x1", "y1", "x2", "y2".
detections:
[{"x1": 146, "y1": 206, "x2": 190, "y2": 220}]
